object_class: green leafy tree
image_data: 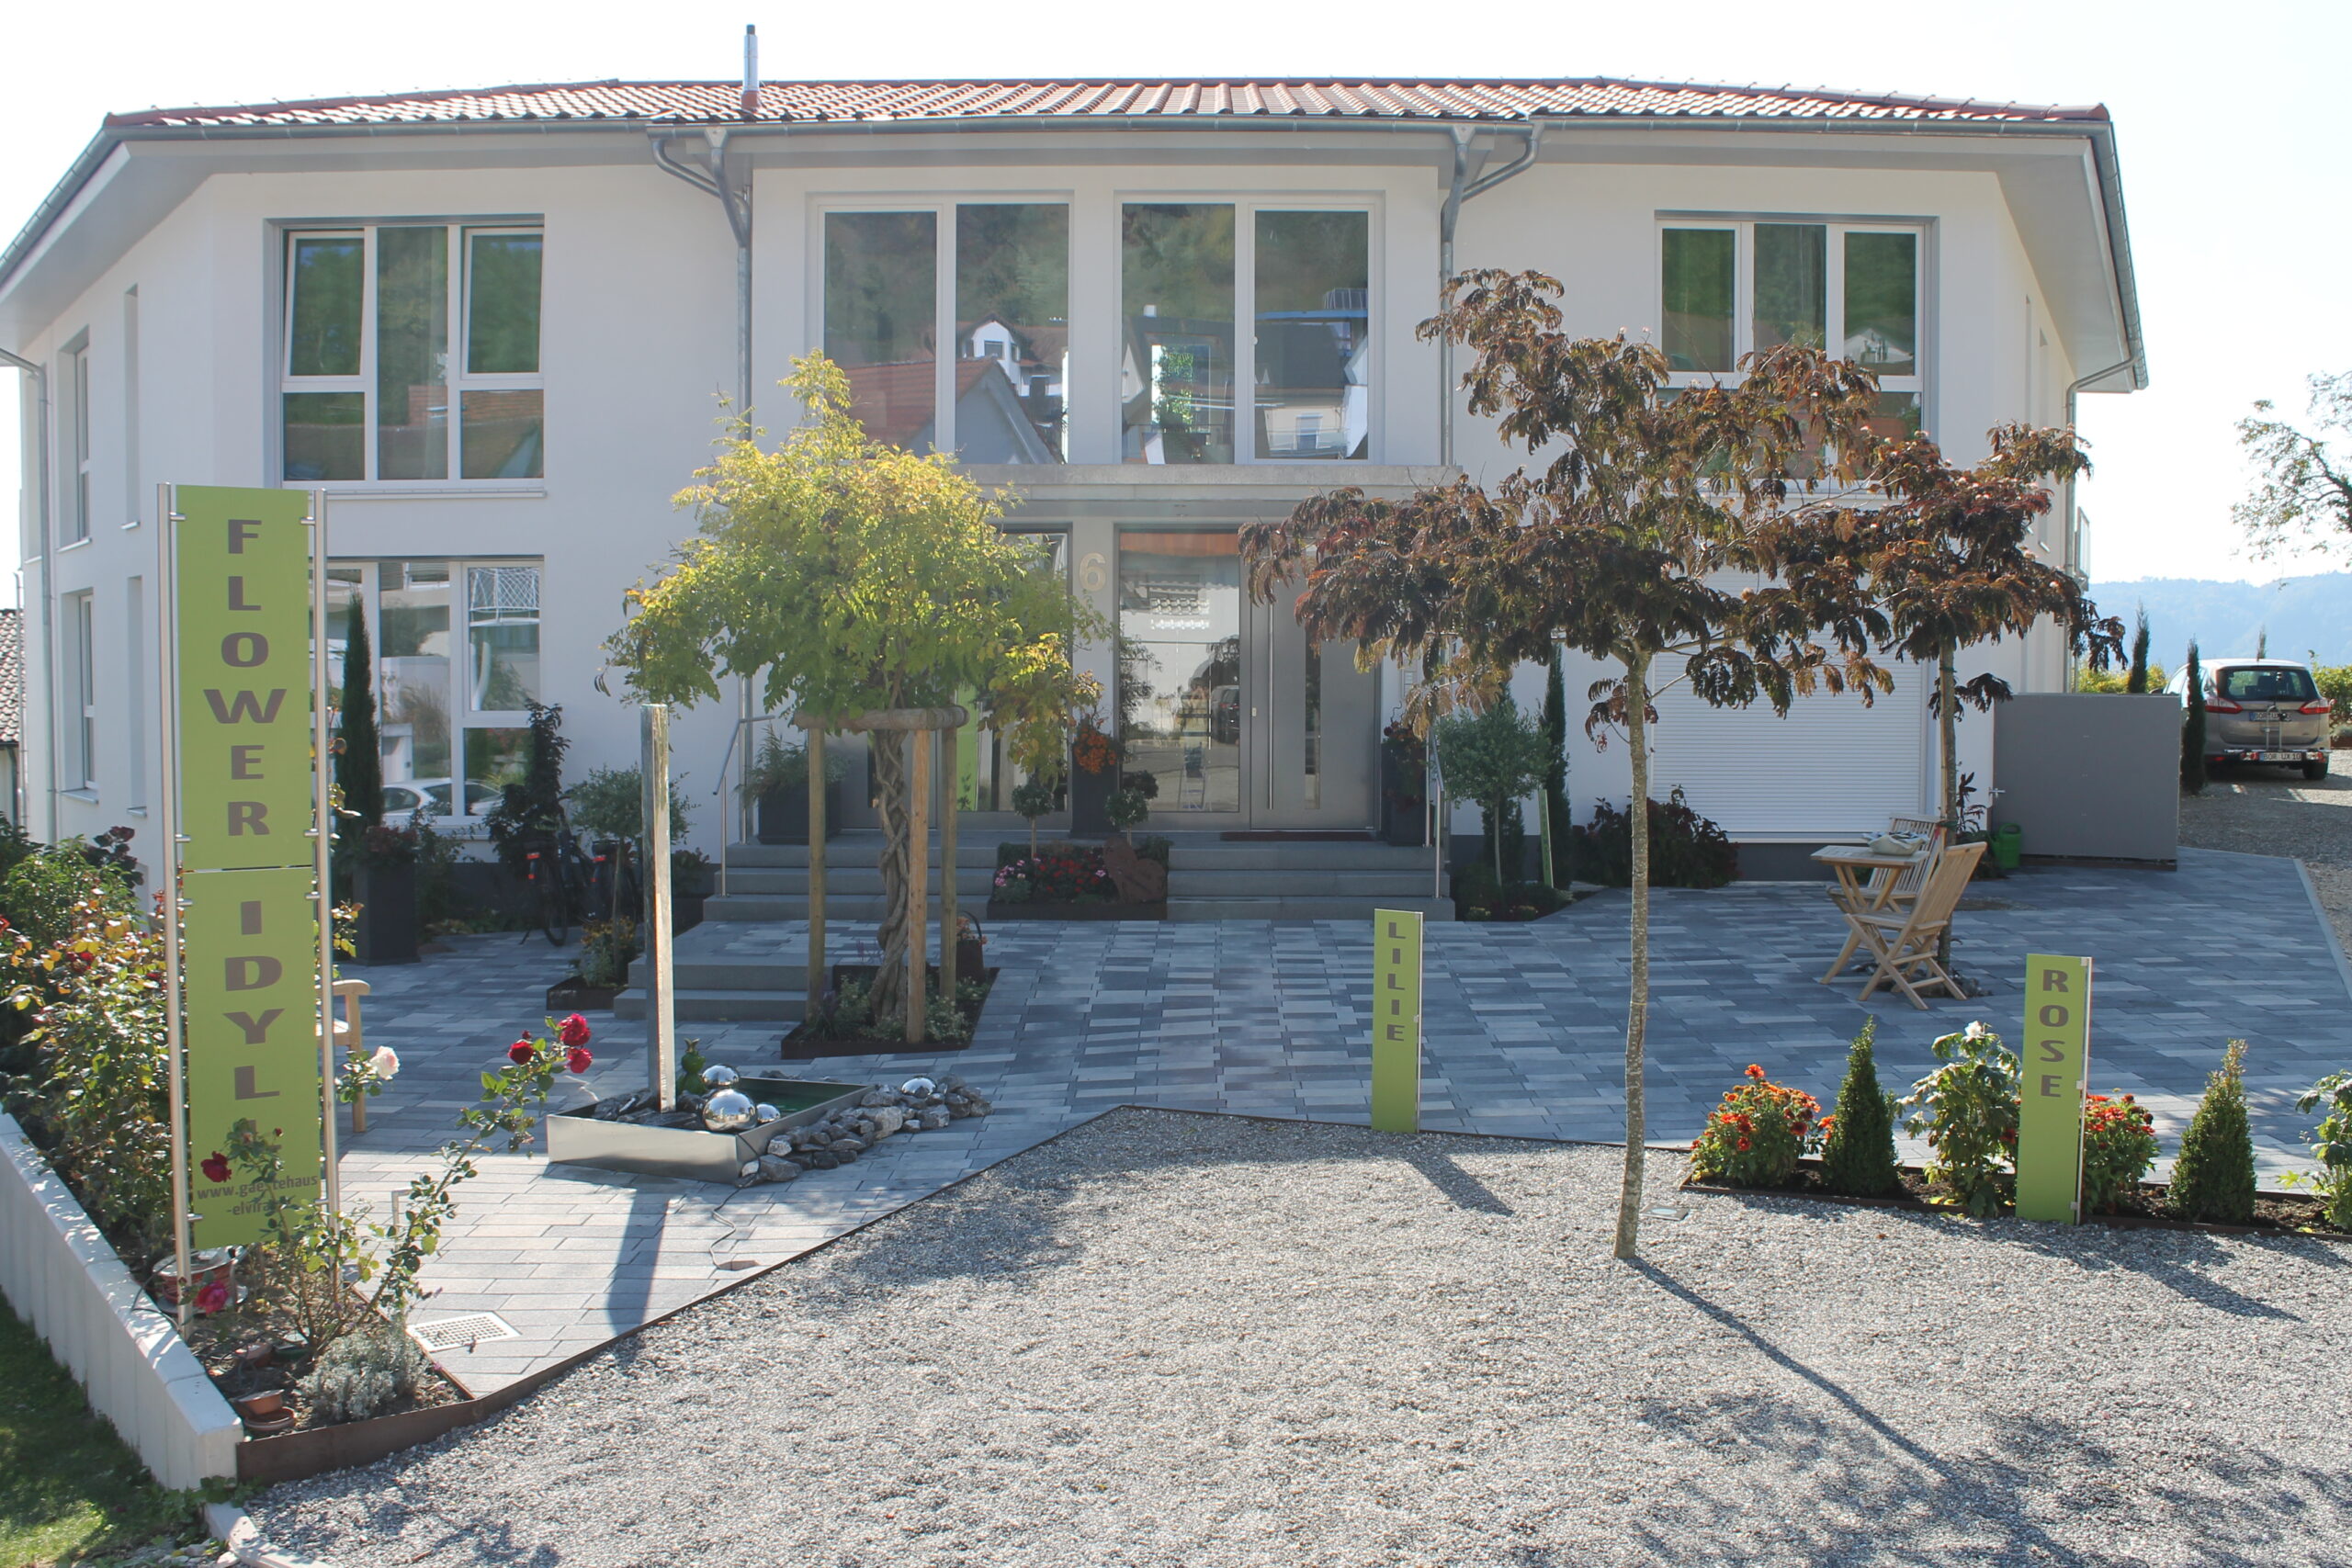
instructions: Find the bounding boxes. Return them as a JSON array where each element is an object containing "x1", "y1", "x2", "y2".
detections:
[
  {"x1": 482, "y1": 703, "x2": 570, "y2": 877},
  {"x1": 1819, "y1": 1017, "x2": 1900, "y2": 1198},
  {"x1": 2126, "y1": 606, "x2": 2152, "y2": 694},
  {"x1": 2167, "y1": 1040, "x2": 2256, "y2": 1224},
  {"x1": 2233, "y1": 372, "x2": 2352, "y2": 559},
  {"x1": 1433, "y1": 695, "x2": 1550, "y2": 880},
  {"x1": 605, "y1": 355, "x2": 1103, "y2": 1037},
  {"x1": 335, "y1": 599, "x2": 384, "y2": 833},
  {"x1": 2181, "y1": 640, "x2": 2209, "y2": 794},
  {"x1": 1242, "y1": 270, "x2": 1902, "y2": 1258}
]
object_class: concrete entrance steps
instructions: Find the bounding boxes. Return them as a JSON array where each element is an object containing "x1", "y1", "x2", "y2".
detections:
[
  {"x1": 705, "y1": 836, "x2": 999, "y2": 922},
  {"x1": 613, "y1": 946, "x2": 810, "y2": 1026}
]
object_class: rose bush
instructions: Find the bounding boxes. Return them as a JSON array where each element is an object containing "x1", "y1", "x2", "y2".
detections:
[{"x1": 1901, "y1": 1022, "x2": 2021, "y2": 1218}]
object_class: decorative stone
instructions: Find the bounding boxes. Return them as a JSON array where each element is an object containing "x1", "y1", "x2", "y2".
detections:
[
  {"x1": 757, "y1": 1154, "x2": 804, "y2": 1183},
  {"x1": 1103, "y1": 833, "x2": 1169, "y2": 903},
  {"x1": 831, "y1": 1136, "x2": 867, "y2": 1157},
  {"x1": 867, "y1": 1107, "x2": 906, "y2": 1139},
  {"x1": 939, "y1": 1076, "x2": 967, "y2": 1093},
  {"x1": 916, "y1": 1109, "x2": 950, "y2": 1131},
  {"x1": 803, "y1": 1149, "x2": 840, "y2": 1170},
  {"x1": 860, "y1": 1089, "x2": 892, "y2": 1108}
]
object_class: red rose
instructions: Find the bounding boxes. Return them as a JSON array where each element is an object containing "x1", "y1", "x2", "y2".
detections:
[
  {"x1": 558, "y1": 1013, "x2": 591, "y2": 1048},
  {"x1": 200, "y1": 1153, "x2": 231, "y2": 1183},
  {"x1": 565, "y1": 1046, "x2": 594, "y2": 1076},
  {"x1": 194, "y1": 1280, "x2": 231, "y2": 1315},
  {"x1": 508, "y1": 1039, "x2": 537, "y2": 1066}
]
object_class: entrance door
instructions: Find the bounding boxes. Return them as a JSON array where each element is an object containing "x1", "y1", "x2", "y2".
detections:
[{"x1": 1115, "y1": 530, "x2": 1374, "y2": 829}]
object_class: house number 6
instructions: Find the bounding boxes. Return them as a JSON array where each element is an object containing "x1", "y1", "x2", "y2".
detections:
[{"x1": 1078, "y1": 552, "x2": 1109, "y2": 594}]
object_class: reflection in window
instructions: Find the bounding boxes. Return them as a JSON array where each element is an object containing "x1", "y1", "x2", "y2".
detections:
[
  {"x1": 468, "y1": 565, "x2": 541, "y2": 711},
  {"x1": 1122, "y1": 205, "x2": 1235, "y2": 465},
  {"x1": 379, "y1": 563, "x2": 453, "y2": 784},
  {"x1": 284, "y1": 392, "x2": 364, "y2": 482},
  {"x1": 1255, "y1": 211, "x2": 1369, "y2": 460},
  {"x1": 956, "y1": 205, "x2": 1068, "y2": 463},
  {"x1": 967, "y1": 533, "x2": 1069, "y2": 810},
  {"x1": 1754, "y1": 224, "x2": 1826, "y2": 353},
  {"x1": 376, "y1": 227, "x2": 449, "y2": 480},
  {"x1": 826, "y1": 211, "x2": 937, "y2": 451},
  {"x1": 465, "y1": 728, "x2": 532, "y2": 818},
  {"x1": 288, "y1": 237, "x2": 363, "y2": 378},
  {"x1": 467, "y1": 233, "x2": 542, "y2": 375},
  {"x1": 1302, "y1": 638, "x2": 1321, "y2": 808},
  {"x1": 1661, "y1": 228, "x2": 1735, "y2": 372},
  {"x1": 1118, "y1": 533, "x2": 1241, "y2": 810},
  {"x1": 1843, "y1": 231, "x2": 1917, "y2": 376},
  {"x1": 461, "y1": 390, "x2": 544, "y2": 478}
]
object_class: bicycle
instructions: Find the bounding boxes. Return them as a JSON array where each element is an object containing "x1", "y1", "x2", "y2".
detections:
[{"x1": 518, "y1": 825, "x2": 602, "y2": 947}]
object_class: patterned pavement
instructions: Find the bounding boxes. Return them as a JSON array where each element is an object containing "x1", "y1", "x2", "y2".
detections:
[{"x1": 341, "y1": 846, "x2": 2351, "y2": 1394}]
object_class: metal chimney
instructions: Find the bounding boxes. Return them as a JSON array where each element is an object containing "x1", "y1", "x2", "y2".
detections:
[{"x1": 741, "y1": 24, "x2": 759, "y2": 118}]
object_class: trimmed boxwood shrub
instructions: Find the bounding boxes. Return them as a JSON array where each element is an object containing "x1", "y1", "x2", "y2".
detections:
[
  {"x1": 2167, "y1": 1041, "x2": 2257, "y2": 1224},
  {"x1": 1819, "y1": 1019, "x2": 1901, "y2": 1198}
]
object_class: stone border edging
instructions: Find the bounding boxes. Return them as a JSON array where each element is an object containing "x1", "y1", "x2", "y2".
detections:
[
  {"x1": 0, "y1": 1111, "x2": 241, "y2": 1490},
  {"x1": 2292, "y1": 858, "x2": 2352, "y2": 1005}
]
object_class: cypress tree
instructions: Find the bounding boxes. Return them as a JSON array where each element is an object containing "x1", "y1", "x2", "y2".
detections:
[
  {"x1": 2126, "y1": 607, "x2": 2151, "y2": 694},
  {"x1": 2181, "y1": 639, "x2": 2208, "y2": 794},
  {"x1": 2168, "y1": 1040, "x2": 2257, "y2": 1224},
  {"x1": 335, "y1": 599, "x2": 384, "y2": 831},
  {"x1": 1819, "y1": 1017, "x2": 1901, "y2": 1197},
  {"x1": 1543, "y1": 645, "x2": 1572, "y2": 886}
]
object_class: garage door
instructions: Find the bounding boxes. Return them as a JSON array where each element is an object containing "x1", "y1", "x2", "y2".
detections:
[{"x1": 1644, "y1": 660, "x2": 1929, "y2": 839}]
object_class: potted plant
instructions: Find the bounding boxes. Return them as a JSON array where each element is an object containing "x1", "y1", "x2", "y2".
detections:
[
  {"x1": 1379, "y1": 717, "x2": 1428, "y2": 847},
  {"x1": 1069, "y1": 715, "x2": 1120, "y2": 838},
  {"x1": 750, "y1": 729, "x2": 847, "y2": 846},
  {"x1": 350, "y1": 823, "x2": 421, "y2": 965},
  {"x1": 954, "y1": 912, "x2": 986, "y2": 980},
  {"x1": 670, "y1": 848, "x2": 717, "y2": 932},
  {"x1": 1104, "y1": 785, "x2": 1150, "y2": 840}
]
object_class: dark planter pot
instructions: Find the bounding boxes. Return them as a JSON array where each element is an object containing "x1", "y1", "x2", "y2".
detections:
[
  {"x1": 351, "y1": 861, "x2": 420, "y2": 965},
  {"x1": 1069, "y1": 768, "x2": 1115, "y2": 837},
  {"x1": 671, "y1": 892, "x2": 707, "y2": 934},
  {"x1": 954, "y1": 936, "x2": 985, "y2": 978},
  {"x1": 755, "y1": 780, "x2": 842, "y2": 845},
  {"x1": 547, "y1": 978, "x2": 623, "y2": 1011},
  {"x1": 1380, "y1": 749, "x2": 1428, "y2": 847}
]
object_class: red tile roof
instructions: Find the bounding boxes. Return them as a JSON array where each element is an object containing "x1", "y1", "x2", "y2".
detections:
[{"x1": 105, "y1": 77, "x2": 2107, "y2": 130}]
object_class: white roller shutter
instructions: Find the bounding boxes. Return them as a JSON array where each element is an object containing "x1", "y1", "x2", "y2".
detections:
[{"x1": 1644, "y1": 660, "x2": 1929, "y2": 839}]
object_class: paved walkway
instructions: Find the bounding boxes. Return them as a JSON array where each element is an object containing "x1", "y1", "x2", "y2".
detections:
[{"x1": 340, "y1": 846, "x2": 2351, "y2": 1395}]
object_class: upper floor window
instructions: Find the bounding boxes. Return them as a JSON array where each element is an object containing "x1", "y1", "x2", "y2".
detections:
[
  {"x1": 821, "y1": 203, "x2": 1069, "y2": 463},
  {"x1": 1122, "y1": 204, "x2": 1371, "y2": 465},
  {"x1": 1661, "y1": 220, "x2": 1922, "y2": 442},
  {"x1": 282, "y1": 225, "x2": 544, "y2": 484},
  {"x1": 62, "y1": 333, "x2": 91, "y2": 542}
]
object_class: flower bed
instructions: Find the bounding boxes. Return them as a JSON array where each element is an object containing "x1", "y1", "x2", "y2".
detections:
[
  {"x1": 779, "y1": 964, "x2": 997, "y2": 1055},
  {"x1": 988, "y1": 837, "x2": 1169, "y2": 919}
]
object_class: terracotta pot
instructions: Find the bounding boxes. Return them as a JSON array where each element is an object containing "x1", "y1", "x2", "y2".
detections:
[{"x1": 234, "y1": 1391, "x2": 287, "y2": 1419}]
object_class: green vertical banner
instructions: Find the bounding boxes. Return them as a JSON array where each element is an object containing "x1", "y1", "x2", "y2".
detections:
[
  {"x1": 1371, "y1": 908, "x2": 1424, "y2": 1133},
  {"x1": 174, "y1": 485, "x2": 323, "y2": 1248},
  {"x1": 2016, "y1": 953, "x2": 2093, "y2": 1224}
]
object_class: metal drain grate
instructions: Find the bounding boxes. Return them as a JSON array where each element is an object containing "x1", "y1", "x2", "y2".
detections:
[{"x1": 408, "y1": 1313, "x2": 519, "y2": 1352}]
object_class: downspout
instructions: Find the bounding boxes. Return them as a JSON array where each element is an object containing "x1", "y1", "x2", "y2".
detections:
[
  {"x1": 1436, "y1": 121, "x2": 1544, "y2": 468},
  {"x1": 2058, "y1": 355, "x2": 2134, "y2": 687},
  {"x1": 0, "y1": 346, "x2": 52, "y2": 837}
]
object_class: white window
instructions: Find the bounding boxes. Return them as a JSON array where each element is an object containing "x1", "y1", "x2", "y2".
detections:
[
  {"x1": 1659, "y1": 220, "x2": 1925, "y2": 442},
  {"x1": 63, "y1": 592, "x2": 96, "y2": 791},
  {"x1": 125, "y1": 576, "x2": 147, "y2": 810},
  {"x1": 328, "y1": 558, "x2": 543, "y2": 826},
  {"x1": 62, "y1": 334, "x2": 91, "y2": 543},
  {"x1": 281, "y1": 225, "x2": 544, "y2": 485},
  {"x1": 122, "y1": 288, "x2": 141, "y2": 525}
]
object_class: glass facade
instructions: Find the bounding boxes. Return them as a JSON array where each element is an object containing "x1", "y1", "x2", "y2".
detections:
[
  {"x1": 1117, "y1": 532, "x2": 1242, "y2": 811},
  {"x1": 824, "y1": 210, "x2": 938, "y2": 452},
  {"x1": 1661, "y1": 228, "x2": 1735, "y2": 372},
  {"x1": 956, "y1": 205, "x2": 1069, "y2": 462},
  {"x1": 1254, "y1": 211, "x2": 1369, "y2": 460},
  {"x1": 1122, "y1": 205, "x2": 1236, "y2": 464}
]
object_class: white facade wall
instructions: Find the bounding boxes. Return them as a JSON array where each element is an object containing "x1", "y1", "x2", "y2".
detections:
[{"x1": 4, "y1": 125, "x2": 2120, "y2": 865}]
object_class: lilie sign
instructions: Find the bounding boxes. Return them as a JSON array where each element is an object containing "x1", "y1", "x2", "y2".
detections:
[{"x1": 162, "y1": 484, "x2": 334, "y2": 1267}]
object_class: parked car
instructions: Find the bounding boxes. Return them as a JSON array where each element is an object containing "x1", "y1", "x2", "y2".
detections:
[
  {"x1": 382, "y1": 778, "x2": 503, "y2": 818},
  {"x1": 2166, "y1": 658, "x2": 2332, "y2": 780}
]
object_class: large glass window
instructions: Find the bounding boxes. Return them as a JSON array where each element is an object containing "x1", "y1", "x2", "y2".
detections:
[
  {"x1": 956, "y1": 205, "x2": 1069, "y2": 462},
  {"x1": 1122, "y1": 205, "x2": 1236, "y2": 465},
  {"x1": 62, "y1": 337, "x2": 91, "y2": 543},
  {"x1": 1254, "y1": 211, "x2": 1370, "y2": 460},
  {"x1": 332, "y1": 558, "x2": 541, "y2": 826},
  {"x1": 1117, "y1": 532, "x2": 1242, "y2": 811},
  {"x1": 1660, "y1": 220, "x2": 1924, "y2": 441},
  {"x1": 282, "y1": 225, "x2": 544, "y2": 484},
  {"x1": 825, "y1": 211, "x2": 939, "y2": 453}
]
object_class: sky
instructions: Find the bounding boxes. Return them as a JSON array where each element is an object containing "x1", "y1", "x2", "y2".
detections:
[{"x1": 3, "y1": 0, "x2": 2346, "y2": 592}]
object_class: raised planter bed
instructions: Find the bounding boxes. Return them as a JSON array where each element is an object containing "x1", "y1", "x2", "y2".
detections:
[
  {"x1": 546, "y1": 977, "x2": 624, "y2": 1011},
  {"x1": 780, "y1": 966, "x2": 998, "y2": 1058},
  {"x1": 548, "y1": 1077, "x2": 867, "y2": 1182},
  {"x1": 1681, "y1": 1156, "x2": 2348, "y2": 1239},
  {"x1": 987, "y1": 898, "x2": 1166, "y2": 921}
]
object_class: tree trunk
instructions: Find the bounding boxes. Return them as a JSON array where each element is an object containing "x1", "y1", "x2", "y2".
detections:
[
  {"x1": 940, "y1": 726, "x2": 959, "y2": 1004},
  {"x1": 906, "y1": 728, "x2": 932, "y2": 1044},
  {"x1": 869, "y1": 729, "x2": 910, "y2": 1028},
  {"x1": 1937, "y1": 645, "x2": 1960, "y2": 969},
  {"x1": 1612, "y1": 651, "x2": 1654, "y2": 1261},
  {"x1": 806, "y1": 726, "x2": 827, "y2": 1019}
]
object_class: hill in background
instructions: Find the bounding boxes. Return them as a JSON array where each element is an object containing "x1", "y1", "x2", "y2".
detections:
[{"x1": 2091, "y1": 572, "x2": 2352, "y2": 669}]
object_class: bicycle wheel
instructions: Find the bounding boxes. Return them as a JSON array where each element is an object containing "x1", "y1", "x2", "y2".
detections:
[{"x1": 532, "y1": 854, "x2": 570, "y2": 947}]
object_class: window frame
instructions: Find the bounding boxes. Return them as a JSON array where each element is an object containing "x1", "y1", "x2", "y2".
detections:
[
  {"x1": 277, "y1": 220, "x2": 546, "y2": 489},
  {"x1": 61, "y1": 333, "x2": 92, "y2": 544},
  {"x1": 63, "y1": 591, "x2": 96, "y2": 792},
  {"x1": 329, "y1": 556, "x2": 545, "y2": 830},
  {"x1": 1656, "y1": 215, "x2": 1930, "y2": 434}
]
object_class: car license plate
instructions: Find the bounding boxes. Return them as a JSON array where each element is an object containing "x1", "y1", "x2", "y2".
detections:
[{"x1": 2256, "y1": 750, "x2": 2301, "y2": 762}]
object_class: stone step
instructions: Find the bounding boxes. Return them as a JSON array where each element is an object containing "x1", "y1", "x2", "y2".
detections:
[
  {"x1": 624, "y1": 955, "x2": 812, "y2": 992},
  {"x1": 1165, "y1": 869, "x2": 1439, "y2": 897},
  {"x1": 725, "y1": 836, "x2": 1002, "y2": 870},
  {"x1": 1165, "y1": 896, "x2": 1456, "y2": 922},
  {"x1": 705, "y1": 894, "x2": 967, "y2": 922},
  {"x1": 613, "y1": 987, "x2": 806, "y2": 1023}
]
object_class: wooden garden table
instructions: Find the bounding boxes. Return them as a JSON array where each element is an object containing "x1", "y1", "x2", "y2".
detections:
[{"x1": 1810, "y1": 844, "x2": 1928, "y2": 913}]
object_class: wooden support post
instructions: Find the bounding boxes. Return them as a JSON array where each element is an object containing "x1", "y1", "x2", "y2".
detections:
[
  {"x1": 807, "y1": 724, "x2": 827, "y2": 1019},
  {"x1": 906, "y1": 727, "x2": 931, "y2": 1044},
  {"x1": 940, "y1": 725, "x2": 959, "y2": 1004}
]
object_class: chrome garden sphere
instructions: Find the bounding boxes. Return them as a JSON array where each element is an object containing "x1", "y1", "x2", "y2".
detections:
[
  {"x1": 752, "y1": 1103, "x2": 781, "y2": 1124},
  {"x1": 701, "y1": 1089, "x2": 757, "y2": 1132},
  {"x1": 702, "y1": 1065, "x2": 741, "y2": 1090}
]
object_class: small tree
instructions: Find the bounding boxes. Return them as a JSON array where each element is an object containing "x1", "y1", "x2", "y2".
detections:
[
  {"x1": 2181, "y1": 640, "x2": 2209, "y2": 794},
  {"x1": 2233, "y1": 372, "x2": 2352, "y2": 559},
  {"x1": 2168, "y1": 1041, "x2": 2256, "y2": 1224},
  {"x1": 1818, "y1": 1018, "x2": 1900, "y2": 1198},
  {"x1": 335, "y1": 599, "x2": 385, "y2": 833},
  {"x1": 1433, "y1": 695, "x2": 1550, "y2": 880},
  {"x1": 1244, "y1": 270, "x2": 1898, "y2": 1258},
  {"x1": 2126, "y1": 606, "x2": 2152, "y2": 694},
  {"x1": 607, "y1": 356, "x2": 1102, "y2": 1039},
  {"x1": 1542, "y1": 646, "x2": 1572, "y2": 886},
  {"x1": 482, "y1": 703, "x2": 570, "y2": 876}
]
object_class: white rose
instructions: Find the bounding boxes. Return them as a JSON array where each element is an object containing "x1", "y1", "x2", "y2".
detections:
[{"x1": 368, "y1": 1046, "x2": 401, "y2": 1079}]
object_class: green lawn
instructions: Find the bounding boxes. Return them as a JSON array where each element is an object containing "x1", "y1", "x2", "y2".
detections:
[{"x1": 0, "y1": 1296, "x2": 205, "y2": 1566}]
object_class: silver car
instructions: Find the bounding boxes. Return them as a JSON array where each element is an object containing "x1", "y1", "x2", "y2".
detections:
[{"x1": 2167, "y1": 658, "x2": 2333, "y2": 780}]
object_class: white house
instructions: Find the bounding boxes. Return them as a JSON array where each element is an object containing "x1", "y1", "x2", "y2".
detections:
[{"x1": 0, "y1": 74, "x2": 2142, "y2": 886}]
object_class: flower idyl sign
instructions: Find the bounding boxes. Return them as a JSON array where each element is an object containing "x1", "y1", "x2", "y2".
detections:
[
  {"x1": 164, "y1": 485, "x2": 334, "y2": 1255},
  {"x1": 2016, "y1": 953, "x2": 2093, "y2": 1224}
]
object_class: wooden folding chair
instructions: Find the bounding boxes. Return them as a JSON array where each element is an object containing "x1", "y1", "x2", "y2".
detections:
[
  {"x1": 332, "y1": 978, "x2": 373, "y2": 1132},
  {"x1": 1836, "y1": 840, "x2": 1984, "y2": 1009}
]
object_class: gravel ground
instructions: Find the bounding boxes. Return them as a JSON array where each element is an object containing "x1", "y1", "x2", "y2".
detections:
[
  {"x1": 254, "y1": 1109, "x2": 2350, "y2": 1568},
  {"x1": 2178, "y1": 765, "x2": 2352, "y2": 956}
]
